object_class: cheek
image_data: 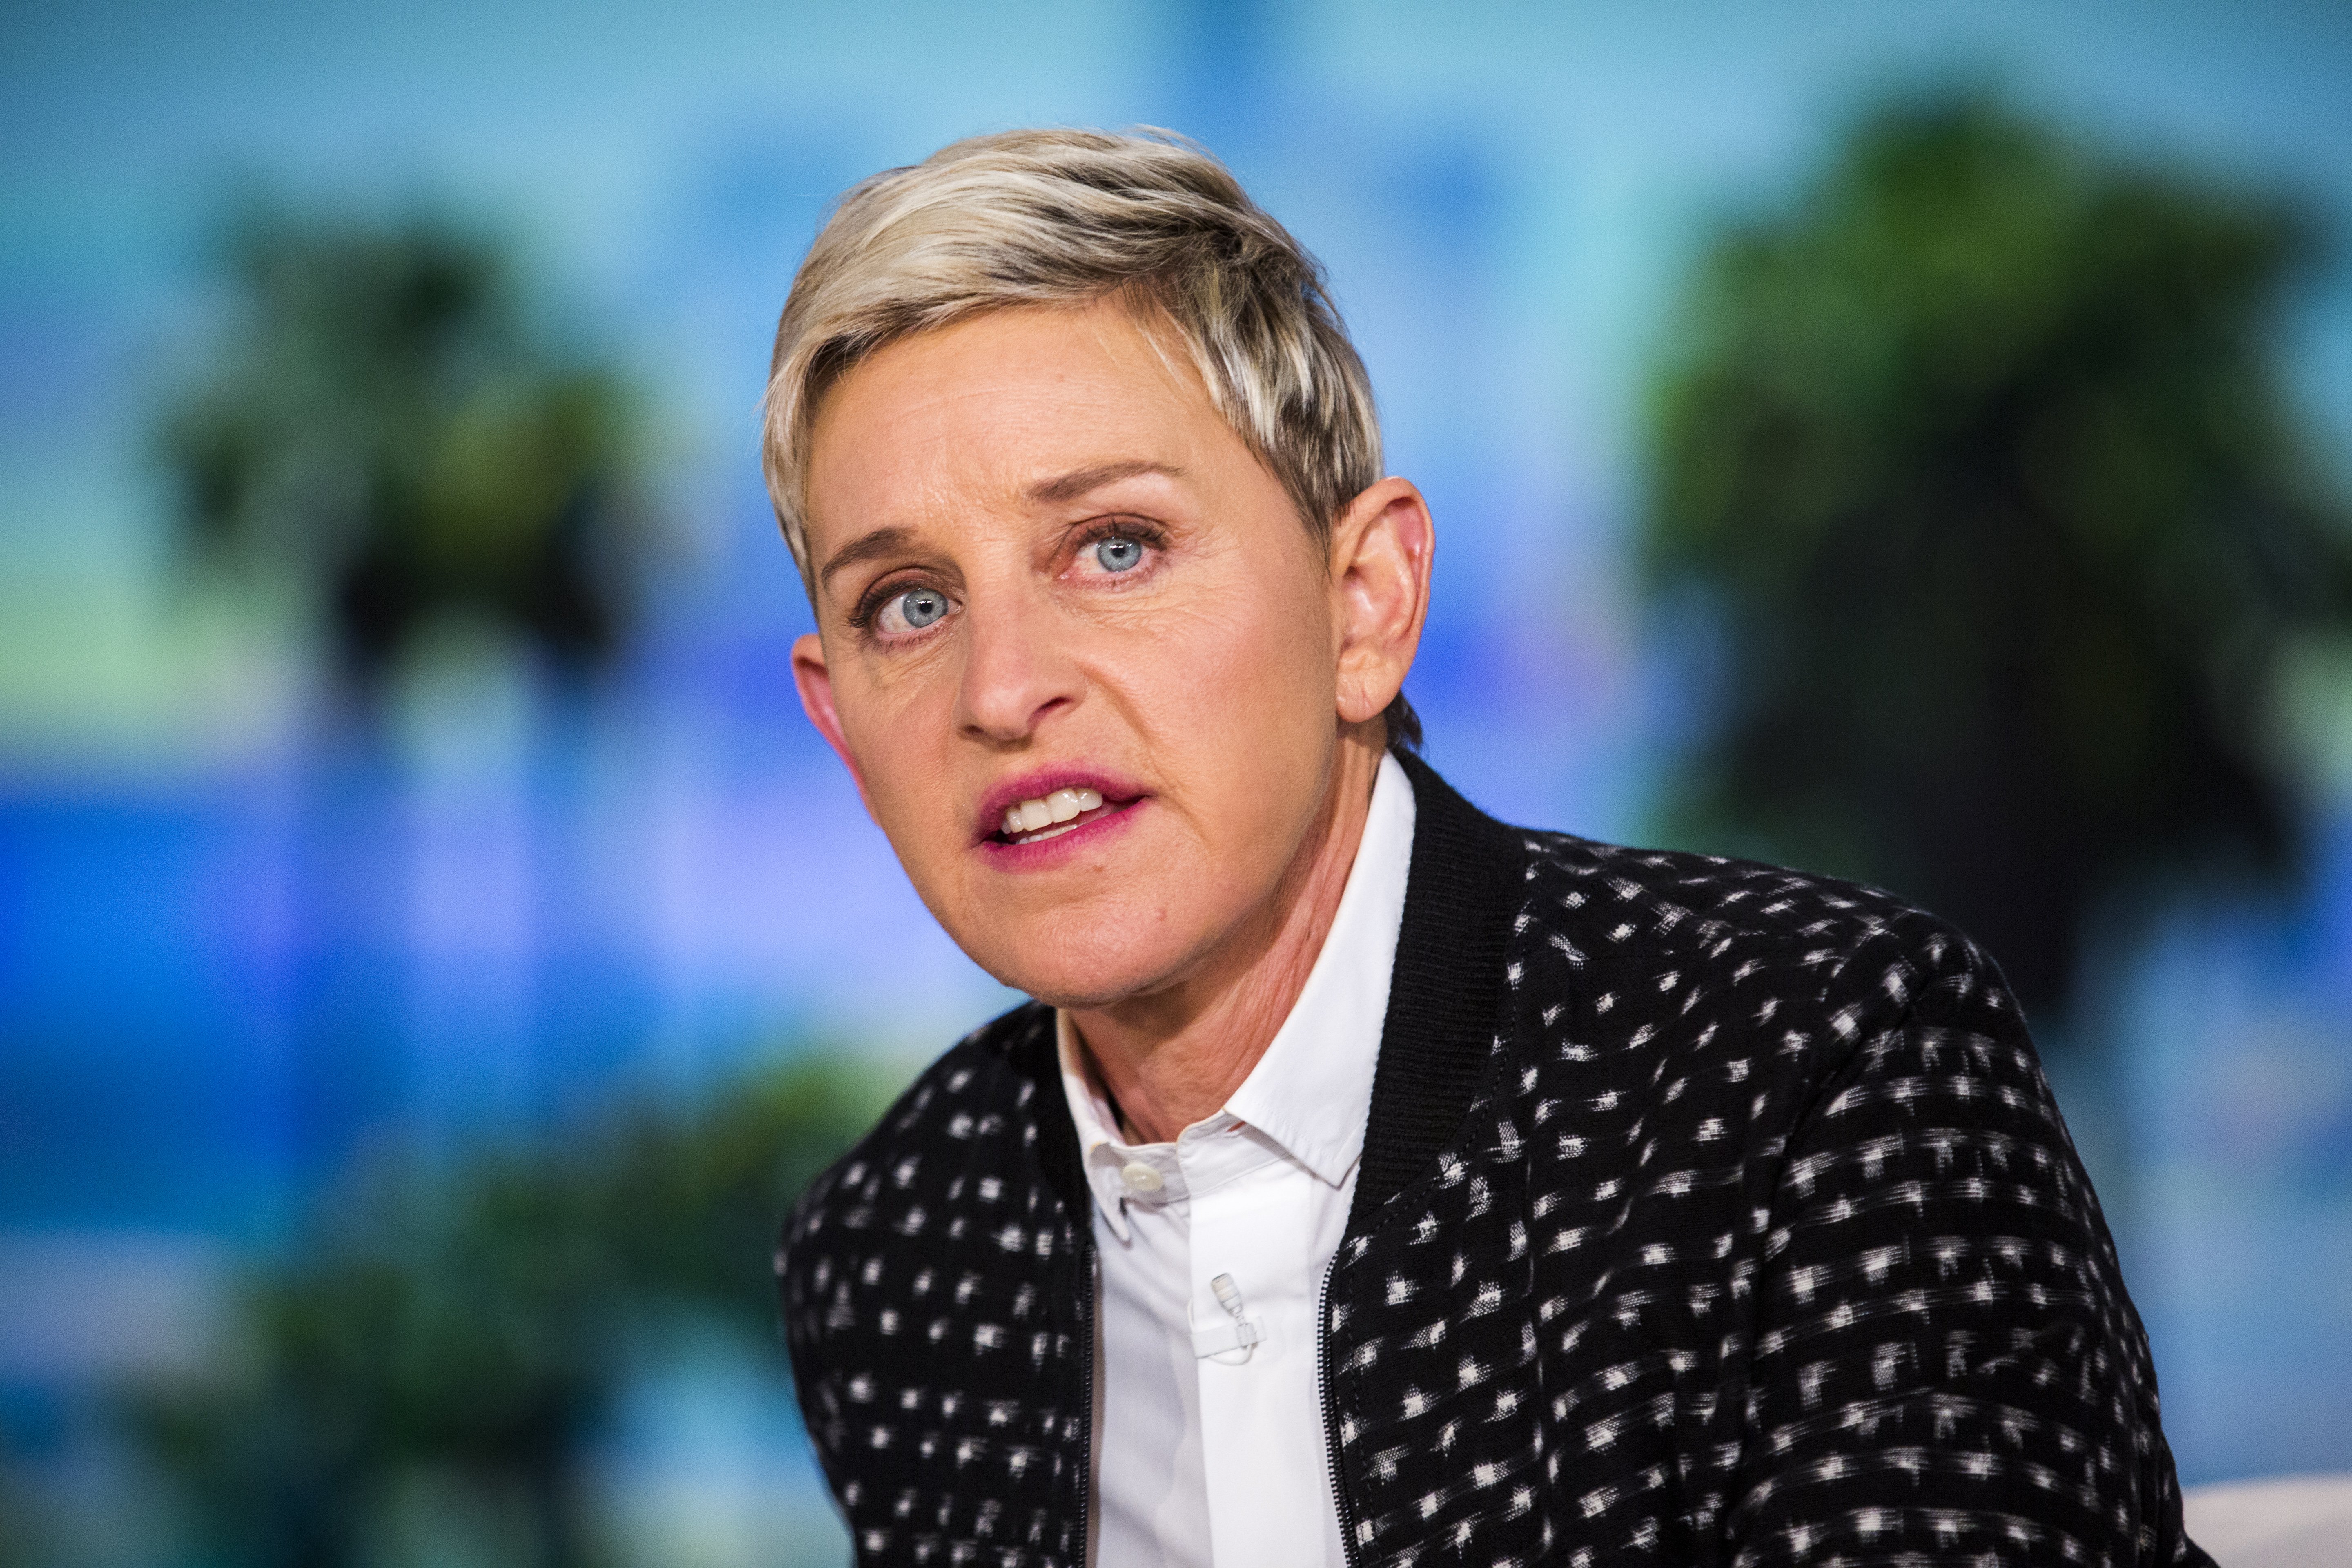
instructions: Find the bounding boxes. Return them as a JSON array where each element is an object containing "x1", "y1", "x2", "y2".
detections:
[
  {"x1": 833, "y1": 655, "x2": 964, "y2": 838},
  {"x1": 1112, "y1": 552, "x2": 1339, "y2": 819},
  {"x1": 1156, "y1": 547, "x2": 1333, "y2": 718}
]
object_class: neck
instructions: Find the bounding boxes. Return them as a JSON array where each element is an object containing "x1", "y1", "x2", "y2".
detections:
[{"x1": 1068, "y1": 726, "x2": 1387, "y2": 1144}]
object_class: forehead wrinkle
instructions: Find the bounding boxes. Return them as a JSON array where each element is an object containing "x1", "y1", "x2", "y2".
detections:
[
  {"x1": 806, "y1": 302, "x2": 1233, "y2": 577},
  {"x1": 1026, "y1": 460, "x2": 1186, "y2": 508}
]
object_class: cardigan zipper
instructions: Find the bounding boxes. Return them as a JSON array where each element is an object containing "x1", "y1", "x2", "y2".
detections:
[
  {"x1": 1316, "y1": 1254, "x2": 1363, "y2": 1568},
  {"x1": 1074, "y1": 1229, "x2": 1096, "y2": 1568}
]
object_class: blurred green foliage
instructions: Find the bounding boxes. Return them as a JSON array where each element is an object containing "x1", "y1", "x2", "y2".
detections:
[
  {"x1": 124, "y1": 1055, "x2": 893, "y2": 1568},
  {"x1": 0, "y1": 1456, "x2": 37, "y2": 1568},
  {"x1": 162, "y1": 208, "x2": 650, "y2": 693},
  {"x1": 1644, "y1": 92, "x2": 2352, "y2": 1017}
]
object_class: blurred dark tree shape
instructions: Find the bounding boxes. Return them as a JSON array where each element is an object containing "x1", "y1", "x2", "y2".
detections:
[
  {"x1": 1643, "y1": 91, "x2": 2352, "y2": 1019},
  {"x1": 164, "y1": 207, "x2": 648, "y2": 692},
  {"x1": 126, "y1": 1055, "x2": 892, "y2": 1568}
]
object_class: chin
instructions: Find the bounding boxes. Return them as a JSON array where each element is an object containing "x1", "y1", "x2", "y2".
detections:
[{"x1": 961, "y1": 920, "x2": 1199, "y2": 1012}]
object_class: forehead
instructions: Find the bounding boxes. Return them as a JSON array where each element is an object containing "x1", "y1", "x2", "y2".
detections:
[{"x1": 802, "y1": 301, "x2": 1241, "y2": 539}]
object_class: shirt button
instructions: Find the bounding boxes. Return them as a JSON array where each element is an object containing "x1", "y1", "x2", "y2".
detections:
[{"x1": 1120, "y1": 1163, "x2": 1164, "y2": 1194}]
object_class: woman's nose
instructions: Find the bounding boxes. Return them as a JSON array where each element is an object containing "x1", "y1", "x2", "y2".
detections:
[{"x1": 953, "y1": 589, "x2": 1079, "y2": 744}]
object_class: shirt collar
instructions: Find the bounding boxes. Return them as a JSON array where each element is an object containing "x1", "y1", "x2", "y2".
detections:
[{"x1": 1056, "y1": 752, "x2": 1417, "y2": 1223}]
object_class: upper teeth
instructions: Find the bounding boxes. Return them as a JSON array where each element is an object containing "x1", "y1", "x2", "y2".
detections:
[{"x1": 1003, "y1": 787, "x2": 1103, "y2": 837}]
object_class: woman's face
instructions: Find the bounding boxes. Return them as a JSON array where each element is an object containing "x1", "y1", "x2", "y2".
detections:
[{"x1": 791, "y1": 299, "x2": 1370, "y2": 1008}]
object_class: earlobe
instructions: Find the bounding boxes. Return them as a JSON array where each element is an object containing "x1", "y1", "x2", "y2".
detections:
[
  {"x1": 1330, "y1": 478, "x2": 1435, "y2": 726},
  {"x1": 793, "y1": 632, "x2": 879, "y2": 820}
]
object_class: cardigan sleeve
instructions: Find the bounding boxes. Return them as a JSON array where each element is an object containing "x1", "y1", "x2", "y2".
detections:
[{"x1": 1722, "y1": 998, "x2": 2212, "y2": 1566}]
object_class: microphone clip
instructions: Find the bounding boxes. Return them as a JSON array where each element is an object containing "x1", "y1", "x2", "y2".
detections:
[{"x1": 1190, "y1": 1272, "x2": 1265, "y2": 1362}]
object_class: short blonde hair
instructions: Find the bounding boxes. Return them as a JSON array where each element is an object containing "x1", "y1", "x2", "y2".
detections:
[{"x1": 762, "y1": 126, "x2": 1383, "y2": 589}]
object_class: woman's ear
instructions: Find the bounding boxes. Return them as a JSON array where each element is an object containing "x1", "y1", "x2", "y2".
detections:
[
  {"x1": 793, "y1": 631, "x2": 878, "y2": 820},
  {"x1": 1327, "y1": 477, "x2": 1434, "y2": 728}
]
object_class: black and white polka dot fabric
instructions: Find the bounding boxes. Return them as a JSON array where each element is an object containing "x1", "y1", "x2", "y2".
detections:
[{"x1": 780, "y1": 754, "x2": 2209, "y2": 1567}]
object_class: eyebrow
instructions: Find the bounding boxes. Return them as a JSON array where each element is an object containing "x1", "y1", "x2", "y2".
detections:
[
  {"x1": 1026, "y1": 460, "x2": 1184, "y2": 506},
  {"x1": 817, "y1": 525, "x2": 920, "y2": 591}
]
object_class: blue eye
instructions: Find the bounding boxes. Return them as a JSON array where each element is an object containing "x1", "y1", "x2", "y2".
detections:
[
  {"x1": 888, "y1": 587, "x2": 949, "y2": 631},
  {"x1": 1094, "y1": 537, "x2": 1144, "y2": 573}
]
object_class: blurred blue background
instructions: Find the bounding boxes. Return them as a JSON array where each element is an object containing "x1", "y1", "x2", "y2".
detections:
[{"x1": 3, "y1": 2, "x2": 2349, "y2": 1562}]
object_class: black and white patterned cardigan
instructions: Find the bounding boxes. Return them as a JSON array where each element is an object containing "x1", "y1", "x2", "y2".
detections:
[{"x1": 780, "y1": 753, "x2": 2209, "y2": 1568}]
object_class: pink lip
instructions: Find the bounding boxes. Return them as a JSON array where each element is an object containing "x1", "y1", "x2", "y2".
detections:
[
  {"x1": 978, "y1": 799, "x2": 1142, "y2": 869},
  {"x1": 973, "y1": 767, "x2": 1150, "y2": 858}
]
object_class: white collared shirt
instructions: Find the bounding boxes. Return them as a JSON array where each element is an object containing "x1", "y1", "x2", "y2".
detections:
[{"x1": 1058, "y1": 752, "x2": 1416, "y2": 1568}]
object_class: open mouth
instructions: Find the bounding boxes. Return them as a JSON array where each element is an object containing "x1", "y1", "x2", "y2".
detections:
[{"x1": 989, "y1": 786, "x2": 1128, "y2": 847}]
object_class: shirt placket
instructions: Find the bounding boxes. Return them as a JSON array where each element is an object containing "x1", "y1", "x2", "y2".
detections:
[{"x1": 1182, "y1": 1128, "x2": 1339, "y2": 1568}]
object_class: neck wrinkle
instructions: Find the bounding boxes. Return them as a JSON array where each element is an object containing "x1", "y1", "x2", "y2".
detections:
[{"x1": 1069, "y1": 728, "x2": 1385, "y2": 1144}]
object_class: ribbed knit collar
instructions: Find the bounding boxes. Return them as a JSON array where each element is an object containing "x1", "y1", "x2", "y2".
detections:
[{"x1": 1348, "y1": 751, "x2": 1528, "y2": 1229}]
